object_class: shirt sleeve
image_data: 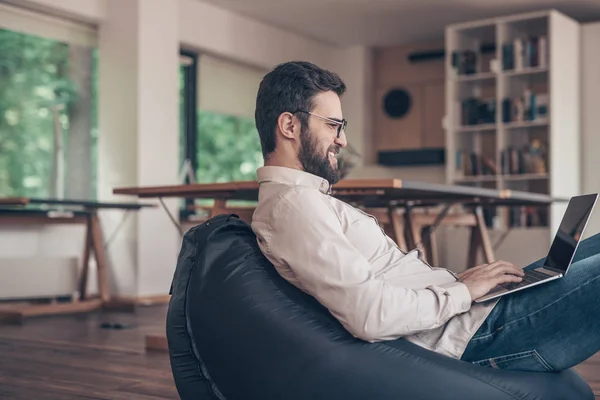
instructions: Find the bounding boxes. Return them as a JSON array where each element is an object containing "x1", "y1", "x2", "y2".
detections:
[{"x1": 265, "y1": 187, "x2": 472, "y2": 342}]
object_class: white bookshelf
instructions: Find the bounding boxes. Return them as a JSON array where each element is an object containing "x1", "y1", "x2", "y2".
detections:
[{"x1": 444, "y1": 10, "x2": 581, "y2": 237}]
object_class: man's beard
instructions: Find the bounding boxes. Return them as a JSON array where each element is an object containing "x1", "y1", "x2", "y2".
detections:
[{"x1": 298, "y1": 127, "x2": 341, "y2": 185}]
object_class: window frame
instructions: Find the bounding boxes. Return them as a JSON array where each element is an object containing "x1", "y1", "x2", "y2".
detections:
[{"x1": 180, "y1": 49, "x2": 199, "y2": 219}]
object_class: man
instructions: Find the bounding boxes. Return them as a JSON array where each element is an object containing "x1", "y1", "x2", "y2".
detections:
[{"x1": 251, "y1": 60, "x2": 600, "y2": 372}]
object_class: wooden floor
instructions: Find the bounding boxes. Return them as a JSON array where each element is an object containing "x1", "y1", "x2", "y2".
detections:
[
  {"x1": 0, "y1": 305, "x2": 598, "y2": 399},
  {"x1": 577, "y1": 351, "x2": 600, "y2": 398},
  {"x1": 0, "y1": 306, "x2": 178, "y2": 400}
]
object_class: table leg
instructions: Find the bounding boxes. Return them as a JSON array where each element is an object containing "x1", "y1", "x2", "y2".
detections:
[
  {"x1": 404, "y1": 208, "x2": 427, "y2": 261},
  {"x1": 78, "y1": 216, "x2": 93, "y2": 300},
  {"x1": 90, "y1": 213, "x2": 110, "y2": 303},
  {"x1": 0, "y1": 212, "x2": 115, "y2": 324},
  {"x1": 474, "y1": 207, "x2": 495, "y2": 264},
  {"x1": 388, "y1": 208, "x2": 408, "y2": 252},
  {"x1": 423, "y1": 226, "x2": 440, "y2": 267},
  {"x1": 467, "y1": 226, "x2": 481, "y2": 268},
  {"x1": 467, "y1": 207, "x2": 495, "y2": 267},
  {"x1": 210, "y1": 199, "x2": 228, "y2": 217}
]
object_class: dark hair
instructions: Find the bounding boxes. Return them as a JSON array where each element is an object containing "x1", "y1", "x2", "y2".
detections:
[{"x1": 255, "y1": 61, "x2": 346, "y2": 159}]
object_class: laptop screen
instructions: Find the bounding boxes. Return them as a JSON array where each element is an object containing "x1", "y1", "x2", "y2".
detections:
[{"x1": 543, "y1": 194, "x2": 597, "y2": 272}]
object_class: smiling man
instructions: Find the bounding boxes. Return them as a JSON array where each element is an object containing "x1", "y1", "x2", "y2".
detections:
[{"x1": 250, "y1": 61, "x2": 600, "y2": 372}]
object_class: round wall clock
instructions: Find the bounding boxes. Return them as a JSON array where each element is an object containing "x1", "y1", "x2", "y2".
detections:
[{"x1": 383, "y1": 88, "x2": 411, "y2": 118}]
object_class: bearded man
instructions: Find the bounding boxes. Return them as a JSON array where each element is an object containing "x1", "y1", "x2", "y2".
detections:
[{"x1": 250, "y1": 61, "x2": 600, "y2": 372}]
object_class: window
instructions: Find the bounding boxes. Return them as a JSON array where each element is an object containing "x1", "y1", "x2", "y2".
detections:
[
  {"x1": 0, "y1": 4, "x2": 97, "y2": 199},
  {"x1": 196, "y1": 111, "x2": 263, "y2": 183},
  {"x1": 179, "y1": 53, "x2": 265, "y2": 215},
  {"x1": 180, "y1": 54, "x2": 265, "y2": 185}
]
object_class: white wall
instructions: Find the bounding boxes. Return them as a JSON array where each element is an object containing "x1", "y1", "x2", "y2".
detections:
[
  {"x1": 328, "y1": 46, "x2": 374, "y2": 166},
  {"x1": 178, "y1": 0, "x2": 333, "y2": 71},
  {"x1": 581, "y1": 22, "x2": 600, "y2": 238},
  {"x1": 12, "y1": 0, "x2": 106, "y2": 23},
  {"x1": 197, "y1": 54, "x2": 266, "y2": 119}
]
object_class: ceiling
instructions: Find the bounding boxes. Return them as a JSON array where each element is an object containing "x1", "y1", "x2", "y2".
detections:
[{"x1": 199, "y1": 0, "x2": 600, "y2": 47}]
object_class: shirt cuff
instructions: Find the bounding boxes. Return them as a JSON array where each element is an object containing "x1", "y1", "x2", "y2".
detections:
[
  {"x1": 432, "y1": 267, "x2": 460, "y2": 281},
  {"x1": 439, "y1": 281, "x2": 472, "y2": 313}
]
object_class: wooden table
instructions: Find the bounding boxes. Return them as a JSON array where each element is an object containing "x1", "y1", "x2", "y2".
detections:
[
  {"x1": 0, "y1": 198, "x2": 155, "y2": 323},
  {"x1": 114, "y1": 178, "x2": 563, "y2": 351},
  {"x1": 114, "y1": 178, "x2": 561, "y2": 267}
]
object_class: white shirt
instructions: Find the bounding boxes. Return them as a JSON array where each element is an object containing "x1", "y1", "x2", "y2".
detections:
[{"x1": 251, "y1": 166, "x2": 498, "y2": 359}]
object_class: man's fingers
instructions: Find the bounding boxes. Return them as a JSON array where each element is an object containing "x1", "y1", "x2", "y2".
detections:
[
  {"x1": 469, "y1": 262, "x2": 490, "y2": 271},
  {"x1": 489, "y1": 265, "x2": 525, "y2": 278},
  {"x1": 486, "y1": 261, "x2": 524, "y2": 276},
  {"x1": 495, "y1": 274, "x2": 523, "y2": 285}
]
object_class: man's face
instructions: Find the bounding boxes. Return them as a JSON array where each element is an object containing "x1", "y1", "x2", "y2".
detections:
[{"x1": 298, "y1": 91, "x2": 347, "y2": 185}]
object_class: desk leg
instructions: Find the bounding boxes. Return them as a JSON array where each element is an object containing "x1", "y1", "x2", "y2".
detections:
[
  {"x1": 475, "y1": 207, "x2": 495, "y2": 264},
  {"x1": 423, "y1": 226, "x2": 440, "y2": 267},
  {"x1": 388, "y1": 208, "x2": 408, "y2": 252},
  {"x1": 90, "y1": 213, "x2": 110, "y2": 303},
  {"x1": 78, "y1": 216, "x2": 93, "y2": 300},
  {"x1": 467, "y1": 207, "x2": 495, "y2": 267},
  {"x1": 210, "y1": 199, "x2": 228, "y2": 217},
  {"x1": 404, "y1": 209, "x2": 428, "y2": 262},
  {"x1": 0, "y1": 213, "x2": 109, "y2": 324},
  {"x1": 467, "y1": 226, "x2": 482, "y2": 268}
]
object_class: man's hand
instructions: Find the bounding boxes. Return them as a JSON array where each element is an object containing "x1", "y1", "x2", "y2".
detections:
[{"x1": 457, "y1": 260, "x2": 525, "y2": 301}]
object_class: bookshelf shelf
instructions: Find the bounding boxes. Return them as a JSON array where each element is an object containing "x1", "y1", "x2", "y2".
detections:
[
  {"x1": 445, "y1": 10, "x2": 581, "y2": 234},
  {"x1": 502, "y1": 173, "x2": 549, "y2": 181},
  {"x1": 503, "y1": 120, "x2": 549, "y2": 129},
  {"x1": 502, "y1": 66, "x2": 549, "y2": 77},
  {"x1": 456, "y1": 123, "x2": 497, "y2": 133},
  {"x1": 454, "y1": 173, "x2": 550, "y2": 184},
  {"x1": 454, "y1": 175, "x2": 498, "y2": 183},
  {"x1": 452, "y1": 72, "x2": 496, "y2": 82}
]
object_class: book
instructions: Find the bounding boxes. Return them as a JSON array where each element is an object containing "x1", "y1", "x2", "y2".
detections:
[
  {"x1": 502, "y1": 91, "x2": 549, "y2": 123},
  {"x1": 503, "y1": 35, "x2": 548, "y2": 71}
]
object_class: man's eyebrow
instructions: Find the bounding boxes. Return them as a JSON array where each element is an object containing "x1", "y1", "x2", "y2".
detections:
[{"x1": 328, "y1": 117, "x2": 343, "y2": 123}]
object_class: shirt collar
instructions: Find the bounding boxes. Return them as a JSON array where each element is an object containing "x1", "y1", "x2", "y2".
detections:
[{"x1": 256, "y1": 166, "x2": 331, "y2": 194}]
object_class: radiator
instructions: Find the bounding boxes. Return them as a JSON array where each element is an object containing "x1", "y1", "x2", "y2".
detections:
[{"x1": 0, "y1": 257, "x2": 79, "y2": 300}]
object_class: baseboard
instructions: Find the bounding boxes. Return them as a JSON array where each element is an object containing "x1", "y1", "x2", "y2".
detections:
[{"x1": 103, "y1": 294, "x2": 171, "y2": 312}]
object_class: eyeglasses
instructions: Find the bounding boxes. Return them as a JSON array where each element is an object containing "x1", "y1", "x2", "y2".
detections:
[{"x1": 293, "y1": 110, "x2": 347, "y2": 138}]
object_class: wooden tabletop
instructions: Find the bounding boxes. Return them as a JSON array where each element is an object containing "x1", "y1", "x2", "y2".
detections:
[
  {"x1": 0, "y1": 197, "x2": 30, "y2": 206},
  {"x1": 0, "y1": 197, "x2": 155, "y2": 210},
  {"x1": 113, "y1": 179, "x2": 566, "y2": 207}
]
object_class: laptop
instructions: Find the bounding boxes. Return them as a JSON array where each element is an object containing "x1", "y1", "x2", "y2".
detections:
[{"x1": 474, "y1": 193, "x2": 598, "y2": 303}]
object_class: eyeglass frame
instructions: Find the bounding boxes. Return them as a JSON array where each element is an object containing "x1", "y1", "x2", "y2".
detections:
[{"x1": 292, "y1": 110, "x2": 347, "y2": 138}]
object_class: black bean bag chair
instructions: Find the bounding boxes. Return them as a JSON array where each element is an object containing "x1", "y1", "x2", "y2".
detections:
[{"x1": 166, "y1": 214, "x2": 594, "y2": 400}]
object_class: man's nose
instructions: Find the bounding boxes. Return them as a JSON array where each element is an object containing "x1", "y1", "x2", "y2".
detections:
[{"x1": 335, "y1": 130, "x2": 347, "y2": 148}]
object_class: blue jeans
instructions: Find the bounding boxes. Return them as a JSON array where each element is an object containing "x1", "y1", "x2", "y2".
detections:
[{"x1": 460, "y1": 232, "x2": 600, "y2": 372}]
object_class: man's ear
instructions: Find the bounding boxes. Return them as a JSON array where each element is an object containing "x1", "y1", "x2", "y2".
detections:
[{"x1": 277, "y1": 112, "x2": 297, "y2": 140}]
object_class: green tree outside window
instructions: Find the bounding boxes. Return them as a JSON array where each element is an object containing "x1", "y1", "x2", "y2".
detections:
[{"x1": 0, "y1": 29, "x2": 97, "y2": 199}]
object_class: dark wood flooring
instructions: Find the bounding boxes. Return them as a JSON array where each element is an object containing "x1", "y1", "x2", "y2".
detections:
[
  {"x1": 0, "y1": 306, "x2": 598, "y2": 399},
  {"x1": 0, "y1": 306, "x2": 178, "y2": 400}
]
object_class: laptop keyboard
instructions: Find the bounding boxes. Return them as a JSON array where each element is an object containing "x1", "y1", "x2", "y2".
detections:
[{"x1": 500, "y1": 269, "x2": 552, "y2": 291}]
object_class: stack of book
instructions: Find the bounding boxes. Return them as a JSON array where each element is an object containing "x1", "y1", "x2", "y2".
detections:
[
  {"x1": 502, "y1": 35, "x2": 548, "y2": 70},
  {"x1": 481, "y1": 206, "x2": 548, "y2": 228},
  {"x1": 456, "y1": 139, "x2": 547, "y2": 177},
  {"x1": 456, "y1": 151, "x2": 497, "y2": 177},
  {"x1": 451, "y1": 49, "x2": 480, "y2": 75},
  {"x1": 500, "y1": 141, "x2": 547, "y2": 175},
  {"x1": 459, "y1": 97, "x2": 496, "y2": 126},
  {"x1": 508, "y1": 206, "x2": 548, "y2": 228},
  {"x1": 502, "y1": 90, "x2": 549, "y2": 123}
]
